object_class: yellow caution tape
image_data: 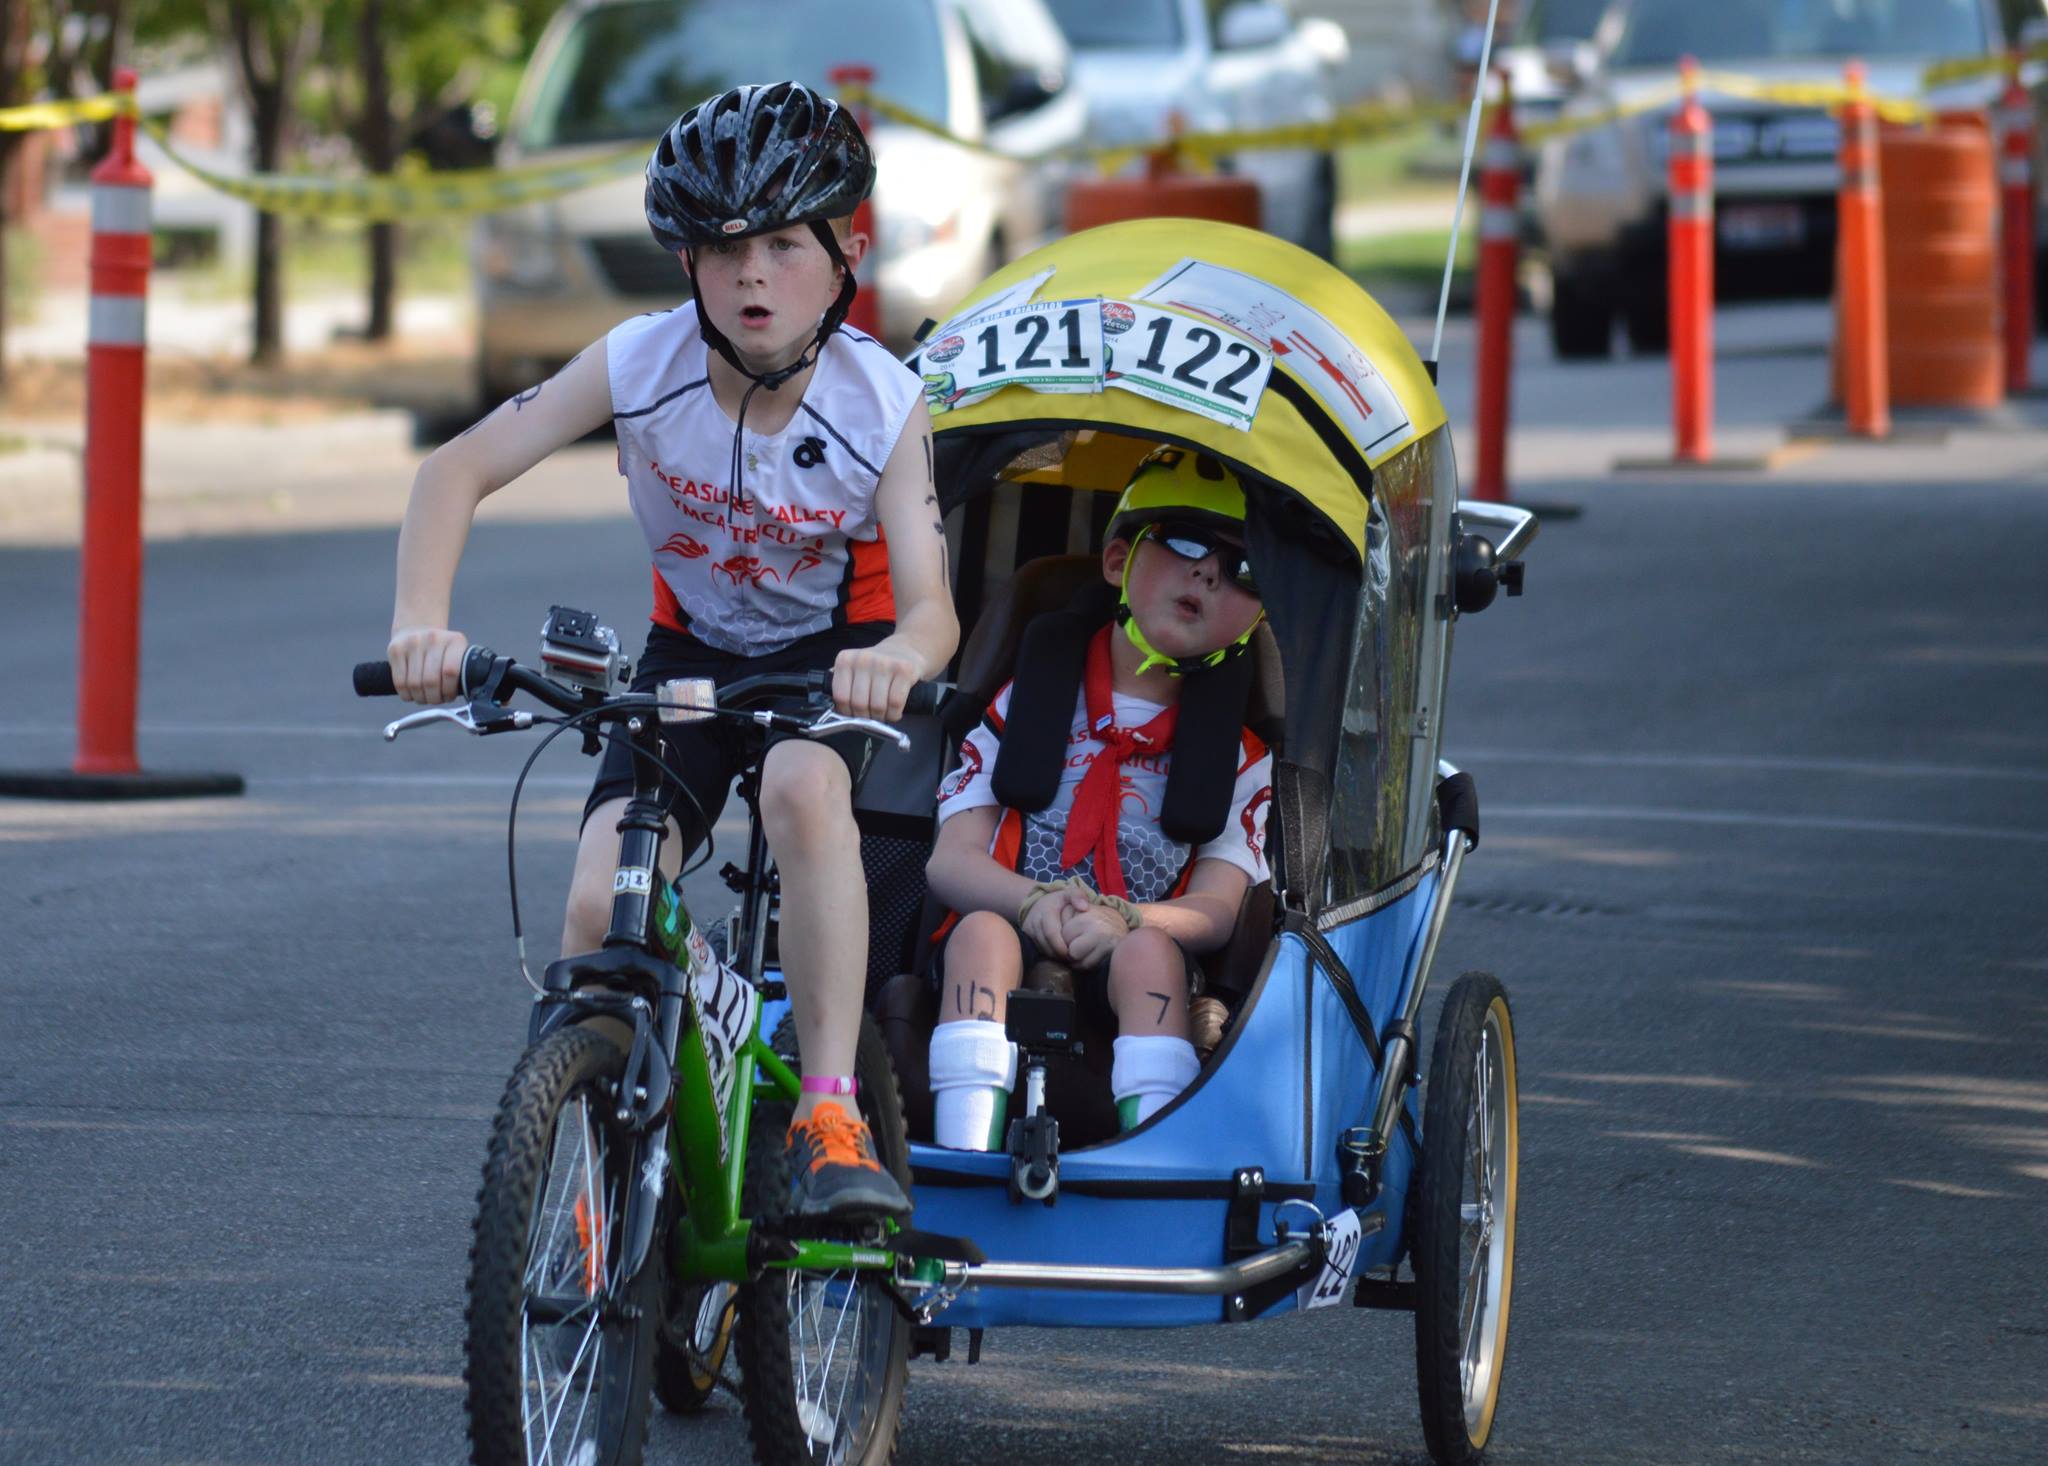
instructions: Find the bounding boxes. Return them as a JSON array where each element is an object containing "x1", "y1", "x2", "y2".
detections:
[
  {"x1": 842, "y1": 81, "x2": 1442, "y2": 176},
  {"x1": 139, "y1": 119, "x2": 645, "y2": 220},
  {"x1": 0, "y1": 92, "x2": 127, "y2": 131},
  {"x1": 1919, "y1": 39, "x2": 2048, "y2": 89},
  {"x1": 10, "y1": 50, "x2": 2022, "y2": 223}
]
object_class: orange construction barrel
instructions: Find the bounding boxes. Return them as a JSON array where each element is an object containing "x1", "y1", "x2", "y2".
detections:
[
  {"x1": 1065, "y1": 151, "x2": 1262, "y2": 234},
  {"x1": 1878, "y1": 119, "x2": 2002, "y2": 408}
]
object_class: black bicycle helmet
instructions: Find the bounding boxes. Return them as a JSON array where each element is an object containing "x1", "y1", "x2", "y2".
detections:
[
  {"x1": 646, "y1": 81, "x2": 875, "y2": 251},
  {"x1": 644, "y1": 81, "x2": 875, "y2": 403}
]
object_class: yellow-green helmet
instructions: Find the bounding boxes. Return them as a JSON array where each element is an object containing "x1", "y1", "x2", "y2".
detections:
[
  {"x1": 1107, "y1": 446, "x2": 1247, "y2": 544},
  {"x1": 1108, "y1": 446, "x2": 1262, "y2": 677}
]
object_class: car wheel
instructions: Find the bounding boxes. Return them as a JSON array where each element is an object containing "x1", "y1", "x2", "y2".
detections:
[
  {"x1": 1623, "y1": 288, "x2": 1669, "y2": 355},
  {"x1": 1304, "y1": 152, "x2": 1338, "y2": 262},
  {"x1": 1548, "y1": 270, "x2": 1614, "y2": 359}
]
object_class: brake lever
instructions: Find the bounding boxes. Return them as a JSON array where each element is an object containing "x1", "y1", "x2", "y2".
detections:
[
  {"x1": 743, "y1": 707, "x2": 911, "y2": 752},
  {"x1": 383, "y1": 702, "x2": 535, "y2": 741},
  {"x1": 808, "y1": 710, "x2": 912, "y2": 752}
]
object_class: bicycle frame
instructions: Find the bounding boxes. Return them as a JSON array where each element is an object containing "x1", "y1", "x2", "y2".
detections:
[{"x1": 526, "y1": 703, "x2": 907, "y2": 1299}]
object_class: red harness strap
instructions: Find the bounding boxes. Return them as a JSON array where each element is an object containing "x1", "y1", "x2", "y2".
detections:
[{"x1": 1057, "y1": 627, "x2": 1178, "y2": 900}]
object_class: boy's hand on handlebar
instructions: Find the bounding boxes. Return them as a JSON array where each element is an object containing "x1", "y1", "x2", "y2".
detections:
[
  {"x1": 831, "y1": 642, "x2": 922, "y2": 721},
  {"x1": 388, "y1": 626, "x2": 470, "y2": 704}
]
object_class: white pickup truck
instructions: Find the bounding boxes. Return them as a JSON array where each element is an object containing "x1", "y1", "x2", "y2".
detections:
[{"x1": 1041, "y1": 0, "x2": 1351, "y2": 257}]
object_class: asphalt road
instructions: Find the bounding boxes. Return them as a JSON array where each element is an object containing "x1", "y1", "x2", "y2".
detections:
[{"x1": 4, "y1": 345, "x2": 2047, "y2": 1463}]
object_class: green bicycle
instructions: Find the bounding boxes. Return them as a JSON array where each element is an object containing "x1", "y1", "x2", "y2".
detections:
[{"x1": 355, "y1": 616, "x2": 949, "y2": 1466}]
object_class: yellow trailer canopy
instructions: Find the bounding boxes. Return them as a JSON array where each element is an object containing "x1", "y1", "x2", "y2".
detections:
[{"x1": 914, "y1": 218, "x2": 1449, "y2": 559}]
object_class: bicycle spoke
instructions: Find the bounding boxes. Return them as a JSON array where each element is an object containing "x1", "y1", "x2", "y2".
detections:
[
  {"x1": 526, "y1": 1328, "x2": 557, "y2": 1465},
  {"x1": 563, "y1": 1321, "x2": 601, "y2": 1463},
  {"x1": 826, "y1": 1281, "x2": 868, "y2": 1461},
  {"x1": 1473, "y1": 1033, "x2": 1493, "y2": 1189},
  {"x1": 539, "y1": 1312, "x2": 603, "y2": 1455}
]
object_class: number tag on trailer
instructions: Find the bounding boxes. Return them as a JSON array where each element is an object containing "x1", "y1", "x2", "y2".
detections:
[
  {"x1": 684, "y1": 926, "x2": 758, "y2": 1162},
  {"x1": 1103, "y1": 303, "x2": 1273, "y2": 432},
  {"x1": 918, "y1": 297, "x2": 1105, "y2": 411},
  {"x1": 1297, "y1": 1207, "x2": 1365, "y2": 1311}
]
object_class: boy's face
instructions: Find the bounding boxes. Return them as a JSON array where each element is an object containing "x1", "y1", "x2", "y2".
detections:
[
  {"x1": 1104, "y1": 524, "x2": 1263, "y2": 663},
  {"x1": 681, "y1": 222, "x2": 866, "y2": 368}
]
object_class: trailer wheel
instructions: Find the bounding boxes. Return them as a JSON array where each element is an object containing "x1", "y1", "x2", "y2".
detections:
[{"x1": 1412, "y1": 972, "x2": 1519, "y2": 1465}]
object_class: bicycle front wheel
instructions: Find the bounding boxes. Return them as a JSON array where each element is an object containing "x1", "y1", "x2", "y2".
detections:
[
  {"x1": 738, "y1": 1012, "x2": 911, "y2": 1466},
  {"x1": 466, "y1": 1024, "x2": 659, "y2": 1466}
]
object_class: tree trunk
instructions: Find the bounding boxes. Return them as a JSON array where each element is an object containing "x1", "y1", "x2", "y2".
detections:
[
  {"x1": 250, "y1": 93, "x2": 286, "y2": 364},
  {"x1": 227, "y1": 3, "x2": 319, "y2": 366},
  {"x1": 358, "y1": 0, "x2": 396, "y2": 340},
  {"x1": 0, "y1": 0, "x2": 29, "y2": 391}
]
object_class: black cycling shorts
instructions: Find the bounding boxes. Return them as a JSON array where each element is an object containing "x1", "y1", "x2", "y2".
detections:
[{"x1": 580, "y1": 620, "x2": 892, "y2": 855}]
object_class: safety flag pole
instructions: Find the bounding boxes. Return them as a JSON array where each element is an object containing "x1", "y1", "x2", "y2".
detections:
[{"x1": 1429, "y1": 0, "x2": 1505, "y2": 375}]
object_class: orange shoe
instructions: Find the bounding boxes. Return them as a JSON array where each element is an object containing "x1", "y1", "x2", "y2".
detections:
[{"x1": 785, "y1": 1104, "x2": 910, "y2": 1221}]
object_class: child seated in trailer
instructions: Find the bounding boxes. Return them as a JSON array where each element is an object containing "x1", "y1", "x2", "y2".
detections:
[{"x1": 922, "y1": 447, "x2": 1274, "y2": 1149}]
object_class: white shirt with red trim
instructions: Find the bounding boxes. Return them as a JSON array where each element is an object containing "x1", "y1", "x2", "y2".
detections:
[
  {"x1": 607, "y1": 304, "x2": 922, "y2": 654},
  {"x1": 937, "y1": 681, "x2": 1273, "y2": 901}
]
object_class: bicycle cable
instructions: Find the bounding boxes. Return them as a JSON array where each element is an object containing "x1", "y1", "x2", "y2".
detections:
[{"x1": 503, "y1": 703, "x2": 717, "y2": 994}]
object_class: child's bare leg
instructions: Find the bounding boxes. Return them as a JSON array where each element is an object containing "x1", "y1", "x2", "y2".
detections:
[
  {"x1": 1106, "y1": 929, "x2": 1201, "y2": 1128},
  {"x1": 563, "y1": 798, "x2": 683, "y2": 957},
  {"x1": 757, "y1": 741, "x2": 866, "y2": 1121},
  {"x1": 939, "y1": 910, "x2": 1027, "y2": 1024},
  {"x1": 929, "y1": 912, "x2": 1026, "y2": 1149}
]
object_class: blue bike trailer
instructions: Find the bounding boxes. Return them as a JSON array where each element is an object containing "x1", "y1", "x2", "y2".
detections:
[{"x1": 882, "y1": 220, "x2": 1534, "y2": 1404}]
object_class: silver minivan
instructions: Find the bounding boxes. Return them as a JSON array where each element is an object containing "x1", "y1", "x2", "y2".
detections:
[{"x1": 473, "y1": 0, "x2": 1085, "y2": 401}]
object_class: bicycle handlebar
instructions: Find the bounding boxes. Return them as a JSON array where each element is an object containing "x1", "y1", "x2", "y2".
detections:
[{"x1": 352, "y1": 651, "x2": 945, "y2": 720}]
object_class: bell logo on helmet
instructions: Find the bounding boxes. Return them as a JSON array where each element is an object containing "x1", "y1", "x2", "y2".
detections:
[{"x1": 721, "y1": 219, "x2": 747, "y2": 235}]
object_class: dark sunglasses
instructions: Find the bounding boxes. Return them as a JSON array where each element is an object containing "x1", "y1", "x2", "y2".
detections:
[{"x1": 1148, "y1": 522, "x2": 1258, "y2": 594}]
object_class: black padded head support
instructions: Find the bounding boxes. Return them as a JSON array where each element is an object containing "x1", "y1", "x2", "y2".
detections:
[
  {"x1": 991, "y1": 584, "x2": 1255, "y2": 848},
  {"x1": 1157, "y1": 645, "x2": 1256, "y2": 846},
  {"x1": 989, "y1": 589, "x2": 1111, "y2": 813}
]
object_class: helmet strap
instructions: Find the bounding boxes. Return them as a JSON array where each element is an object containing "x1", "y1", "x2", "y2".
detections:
[
  {"x1": 683, "y1": 222, "x2": 858, "y2": 395},
  {"x1": 685, "y1": 226, "x2": 856, "y2": 512}
]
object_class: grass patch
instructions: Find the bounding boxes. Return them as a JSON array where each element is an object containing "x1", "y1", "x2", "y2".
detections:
[
  {"x1": 170, "y1": 215, "x2": 471, "y2": 301},
  {"x1": 1335, "y1": 126, "x2": 1454, "y2": 206},
  {"x1": 1339, "y1": 226, "x2": 1474, "y2": 299},
  {"x1": 5, "y1": 227, "x2": 42, "y2": 321}
]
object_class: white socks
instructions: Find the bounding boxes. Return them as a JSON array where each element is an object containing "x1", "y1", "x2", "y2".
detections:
[
  {"x1": 1112, "y1": 1034, "x2": 1201, "y2": 1130},
  {"x1": 929, "y1": 1019, "x2": 1018, "y2": 1151}
]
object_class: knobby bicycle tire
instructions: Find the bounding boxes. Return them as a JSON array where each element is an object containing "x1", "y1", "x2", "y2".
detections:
[
  {"x1": 738, "y1": 1012, "x2": 912, "y2": 1466},
  {"x1": 466, "y1": 1024, "x2": 660, "y2": 1466}
]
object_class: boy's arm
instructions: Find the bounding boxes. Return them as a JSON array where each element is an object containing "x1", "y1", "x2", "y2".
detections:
[
  {"x1": 1062, "y1": 859, "x2": 1251, "y2": 969},
  {"x1": 389, "y1": 344, "x2": 615, "y2": 702},
  {"x1": 833, "y1": 398, "x2": 959, "y2": 720},
  {"x1": 1134, "y1": 859, "x2": 1251, "y2": 954},
  {"x1": 925, "y1": 805, "x2": 1076, "y2": 961}
]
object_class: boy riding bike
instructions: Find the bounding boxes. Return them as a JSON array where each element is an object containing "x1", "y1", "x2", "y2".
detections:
[
  {"x1": 923, "y1": 448, "x2": 1272, "y2": 1148},
  {"x1": 385, "y1": 82, "x2": 956, "y2": 1221}
]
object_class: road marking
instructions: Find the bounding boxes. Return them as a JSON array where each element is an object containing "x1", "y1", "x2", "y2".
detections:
[
  {"x1": 1462, "y1": 748, "x2": 2048, "y2": 784},
  {"x1": 1492, "y1": 801, "x2": 2048, "y2": 843}
]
